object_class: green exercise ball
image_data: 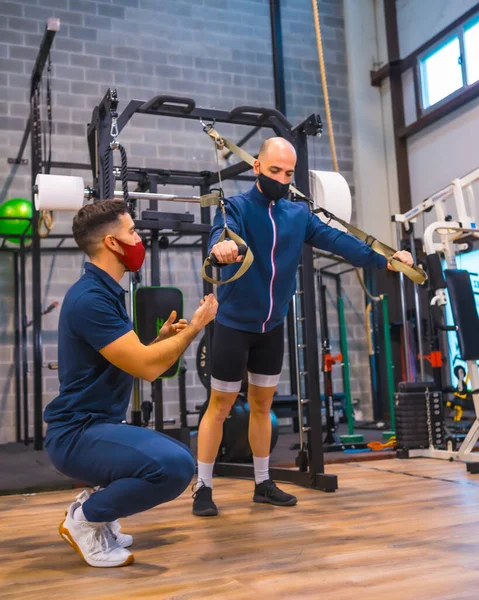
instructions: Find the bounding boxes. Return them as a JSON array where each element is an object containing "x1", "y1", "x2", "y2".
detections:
[{"x1": 0, "y1": 198, "x2": 32, "y2": 244}]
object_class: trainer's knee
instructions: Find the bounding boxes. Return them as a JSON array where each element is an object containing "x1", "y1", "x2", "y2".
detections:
[{"x1": 146, "y1": 447, "x2": 196, "y2": 500}]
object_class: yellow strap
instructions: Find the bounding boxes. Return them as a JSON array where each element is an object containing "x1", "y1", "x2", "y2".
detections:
[
  {"x1": 201, "y1": 227, "x2": 254, "y2": 286},
  {"x1": 200, "y1": 192, "x2": 222, "y2": 207},
  {"x1": 38, "y1": 210, "x2": 54, "y2": 239},
  {"x1": 309, "y1": 206, "x2": 427, "y2": 284},
  {"x1": 314, "y1": 208, "x2": 427, "y2": 285},
  {"x1": 204, "y1": 125, "x2": 257, "y2": 168},
  {"x1": 204, "y1": 124, "x2": 427, "y2": 285}
]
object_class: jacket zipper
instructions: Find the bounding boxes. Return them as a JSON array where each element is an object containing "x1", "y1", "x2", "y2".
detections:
[{"x1": 262, "y1": 201, "x2": 277, "y2": 333}]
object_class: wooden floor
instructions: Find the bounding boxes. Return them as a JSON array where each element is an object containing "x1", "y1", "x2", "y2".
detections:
[{"x1": 2, "y1": 459, "x2": 479, "y2": 600}]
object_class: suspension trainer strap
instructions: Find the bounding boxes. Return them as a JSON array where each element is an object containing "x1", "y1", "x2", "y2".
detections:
[
  {"x1": 200, "y1": 127, "x2": 255, "y2": 285},
  {"x1": 203, "y1": 124, "x2": 427, "y2": 285},
  {"x1": 201, "y1": 198, "x2": 254, "y2": 286}
]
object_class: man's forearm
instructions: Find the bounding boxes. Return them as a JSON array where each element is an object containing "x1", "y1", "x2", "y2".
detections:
[{"x1": 144, "y1": 323, "x2": 201, "y2": 379}]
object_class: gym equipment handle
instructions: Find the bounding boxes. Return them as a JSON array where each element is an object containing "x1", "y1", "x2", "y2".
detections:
[
  {"x1": 140, "y1": 95, "x2": 196, "y2": 114},
  {"x1": 431, "y1": 305, "x2": 457, "y2": 332},
  {"x1": 209, "y1": 244, "x2": 247, "y2": 266},
  {"x1": 227, "y1": 106, "x2": 292, "y2": 130}
]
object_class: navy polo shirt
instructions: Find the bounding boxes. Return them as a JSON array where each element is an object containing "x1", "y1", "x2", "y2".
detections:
[{"x1": 44, "y1": 262, "x2": 133, "y2": 430}]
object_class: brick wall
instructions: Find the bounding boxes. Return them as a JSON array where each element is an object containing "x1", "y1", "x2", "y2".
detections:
[{"x1": 0, "y1": 0, "x2": 372, "y2": 443}]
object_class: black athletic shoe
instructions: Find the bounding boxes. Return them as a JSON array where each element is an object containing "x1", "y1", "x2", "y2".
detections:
[
  {"x1": 192, "y1": 483, "x2": 218, "y2": 517},
  {"x1": 253, "y1": 479, "x2": 298, "y2": 506}
]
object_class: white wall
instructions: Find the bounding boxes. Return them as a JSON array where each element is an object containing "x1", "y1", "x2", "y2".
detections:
[
  {"x1": 343, "y1": 0, "x2": 400, "y2": 248},
  {"x1": 396, "y1": 0, "x2": 479, "y2": 210},
  {"x1": 407, "y1": 98, "x2": 479, "y2": 205},
  {"x1": 396, "y1": 0, "x2": 478, "y2": 58}
]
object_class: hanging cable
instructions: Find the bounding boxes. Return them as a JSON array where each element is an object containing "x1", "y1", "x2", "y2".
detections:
[
  {"x1": 45, "y1": 54, "x2": 52, "y2": 174},
  {"x1": 357, "y1": 270, "x2": 382, "y2": 303},
  {"x1": 119, "y1": 143, "x2": 130, "y2": 205},
  {"x1": 312, "y1": 0, "x2": 385, "y2": 296},
  {"x1": 102, "y1": 100, "x2": 130, "y2": 207},
  {"x1": 311, "y1": 0, "x2": 339, "y2": 172},
  {"x1": 103, "y1": 143, "x2": 130, "y2": 204},
  {"x1": 103, "y1": 146, "x2": 113, "y2": 199},
  {"x1": 38, "y1": 53, "x2": 54, "y2": 238}
]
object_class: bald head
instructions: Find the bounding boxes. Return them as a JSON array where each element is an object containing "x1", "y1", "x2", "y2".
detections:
[
  {"x1": 258, "y1": 137, "x2": 297, "y2": 162},
  {"x1": 254, "y1": 137, "x2": 297, "y2": 189}
]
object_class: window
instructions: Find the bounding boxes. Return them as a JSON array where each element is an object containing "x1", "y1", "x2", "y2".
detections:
[
  {"x1": 420, "y1": 36, "x2": 463, "y2": 109},
  {"x1": 419, "y1": 12, "x2": 479, "y2": 111},
  {"x1": 464, "y1": 18, "x2": 479, "y2": 84}
]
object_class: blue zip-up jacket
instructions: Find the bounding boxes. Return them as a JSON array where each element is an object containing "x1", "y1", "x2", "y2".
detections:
[{"x1": 208, "y1": 184, "x2": 387, "y2": 333}]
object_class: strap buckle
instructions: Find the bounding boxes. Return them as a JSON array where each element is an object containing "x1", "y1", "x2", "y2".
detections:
[{"x1": 200, "y1": 118, "x2": 215, "y2": 133}]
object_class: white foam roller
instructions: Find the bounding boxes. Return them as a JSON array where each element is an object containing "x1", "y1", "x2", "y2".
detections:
[
  {"x1": 308, "y1": 170, "x2": 352, "y2": 232},
  {"x1": 35, "y1": 174, "x2": 85, "y2": 211}
]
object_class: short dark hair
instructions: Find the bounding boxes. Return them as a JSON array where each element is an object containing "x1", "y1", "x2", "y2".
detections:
[{"x1": 72, "y1": 199, "x2": 129, "y2": 257}]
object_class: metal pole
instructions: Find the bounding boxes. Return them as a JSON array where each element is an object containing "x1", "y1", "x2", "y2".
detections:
[
  {"x1": 110, "y1": 190, "x2": 210, "y2": 203},
  {"x1": 28, "y1": 20, "x2": 59, "y2": 451},
  {"x1": 397, "y1": 222, "x2": 411, "y2": 381},
  {"x1": 319, "y1": 280, "x2": 340, "y2": 446},
  {"x1": 20, "y1": 237, "x2": 29, "y2": 445},
  {"x1": 31, "y1": 89, "x2": 43, "y2": 451},
  {"x1": 408, "y1": 224, "x2": 425, "y2": 381},
  {"x1": 338, "y1": 295, "x2": 353, "y2": 436},
  {"x1": 287, "y1": 306, "x2": 298, "y2": 397},
  {"x1": 295, "y1": 129, "x2": 329, "y2": 486},
  {"x1": 381, "y1": 295, "x2": 396, "y2": 431},
  {"x1": 13, "y1": 252, "x2": 21, "y2": 442},
  {"x1": 148, "y1": 178, "x2": 164, "y2": 432},
  {"x1": 129, "y1": 273, "x2": 142, "y2": 426},
  {"x1": 291, "y1": 291, "x2": 305, "y2": 451},
  {"x1": 269, "y1": 0, "x2": 287, "y2": 115},
  {"x1": 178, "y1": 359, "x2": 188, "y2": 428}
]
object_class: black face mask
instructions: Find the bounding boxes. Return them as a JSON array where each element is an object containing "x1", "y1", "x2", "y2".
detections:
[{"x1": 258, "y1": 172, "x2": 290, "y2": 202}]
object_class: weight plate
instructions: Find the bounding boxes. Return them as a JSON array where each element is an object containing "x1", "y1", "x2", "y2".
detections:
[{"x1": 396, "y1": 435, "x2": 430, "y2": 443}]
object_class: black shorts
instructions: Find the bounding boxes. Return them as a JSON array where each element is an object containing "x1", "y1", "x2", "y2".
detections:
[{"x1": 210, "y1": 322, "x2": 284, "y2": 392}]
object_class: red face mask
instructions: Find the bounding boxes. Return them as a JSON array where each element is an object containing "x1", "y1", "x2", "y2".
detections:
[{"x1": 110, "y1": 238, "x2": 146, "y2": 272}]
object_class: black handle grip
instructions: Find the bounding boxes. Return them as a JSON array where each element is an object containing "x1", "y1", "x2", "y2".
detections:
[
  {"x1": 227, "y1": 105, "x2": 292, "y2": 130},
  {"x1": 140, "y1": 95, "x2": 196, "y2": 114},
  {"x1": 431, "y1": 305, "x2": 457, "y2": 332},
  {"x1": 210, "y1": 244, "x2": 247, "y2": 266}
]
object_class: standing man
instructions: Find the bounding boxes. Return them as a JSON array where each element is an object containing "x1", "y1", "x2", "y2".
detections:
[{"x1": 193, "y1": 138, "x2": 413, "y2": 516}]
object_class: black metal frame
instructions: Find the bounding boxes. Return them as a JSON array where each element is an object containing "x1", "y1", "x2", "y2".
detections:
[
  {"x1": 85, "y1": 87, "x2": 336, "y2": 491},
  {"x1": 3, "y1": 17, "x2": 336, "y2": 490},
  {"x1": 0, "y1": 217, "x2": 34, "y2": 445},
  {"x1": 0, "y1": 19, "x2": 60, "y2": 450}
]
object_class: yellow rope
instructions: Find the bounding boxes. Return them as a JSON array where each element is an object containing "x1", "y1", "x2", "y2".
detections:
[
  {"x1": 311, "y1": 0, "x2": 339, "y2": 173},
  {"x1": 38, "y1": 210, "x2": 54, "y2": 238},
  {"x1": 311, "y1": 2, "x2": 390, "y2": 296}
]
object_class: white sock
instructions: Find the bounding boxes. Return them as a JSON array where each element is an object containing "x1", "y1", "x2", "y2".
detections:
[
  {"x1": 196, "y1": 461, "x2": 214, "y2": 490},
  {"x1": 73, "y1": 505, "x2": 87, "y2": 522},
  {"x1": 253, "y1": 456, "x2": 270, "y2": 484}
]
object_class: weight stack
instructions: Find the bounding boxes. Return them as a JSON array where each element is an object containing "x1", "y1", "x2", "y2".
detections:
[{"x1": 395, "y1": 382, "x2": 445, "y2": 450}]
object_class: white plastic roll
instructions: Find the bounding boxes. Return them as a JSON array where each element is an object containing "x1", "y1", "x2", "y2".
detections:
[
  {"x1": 35, "y1": 174, "x2": 85, "y2": 211},
  {"x1": 308, "y1": 170, "x2": 352, "y2": 232}
]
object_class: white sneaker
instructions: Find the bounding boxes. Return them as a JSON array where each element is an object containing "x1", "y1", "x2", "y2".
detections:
[
  {"x1": 59, "y1": 502, "x2": 134, "y2": 568},
  {"x1": 74, "y1": 488, "x2": 133, "y2": 548}
]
